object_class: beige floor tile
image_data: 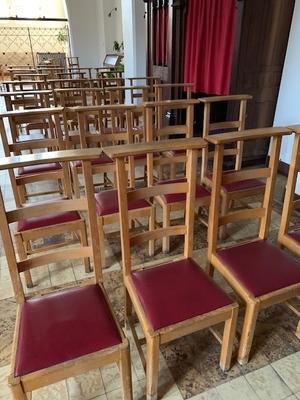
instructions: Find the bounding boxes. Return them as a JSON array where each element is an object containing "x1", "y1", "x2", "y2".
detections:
[
  {"x1": 284, "y1": 395, "x2": 298, "y2": 400},
  {"x1": 0, "y1": 364, "x2": 13, "y2": 400},
  {"x1": 49, "y1": 260, "x2": 76, "y2": 286},
  {"x1": 32, "y1": 380, "x2": 68, "y2": 400},
  {"x1": 92, "y1": 396, "x2": 107, "y2": 400},
  {"x1": 0, "y1": 278, "x2": 14, "y2": 300},
  {"x1": 190, "y1": 387, "x2": 223, "y2": 399},
  {"x1": 67, "y1": 369, "x2": 105, "y2": 399},
  {"x1": 245, "y1": 365, "x2": 292, "y2": 400},
  {"x1": 106, "y1": 379, "x2": 145, "y2": 400},
  {"x1": 216, "y1": 376, "x2": 258, "y2": 400},
  {"x1": 272, "y1": 352, "x2": 300, "y2": 393},
  {"x1": 101, "y1": 363, "x2": 122, "y2": 393},
  {"x1": 295, "y1": 392, "x2": 300, "y2": 399},
  {"x1": 23, "y1": 266, "x2": 52, "y2": 294}
]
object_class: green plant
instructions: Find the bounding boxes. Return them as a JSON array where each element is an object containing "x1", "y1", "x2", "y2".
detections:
[
  {"x1": 113, "y1": 40, "x2": 124, "y2": 53},
  {"x1": 57, "y1": 31, "x2": 67, "y2": 44}
]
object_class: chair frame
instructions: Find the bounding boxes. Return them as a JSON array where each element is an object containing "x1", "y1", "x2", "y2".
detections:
[
  {"x1": 0, "y1": 149, "x2": 132, "y2": 400},
  {"x1": 206, "y1": 127, "x2": 300, "y2": 365},
  {"x1": 105, "y1": 138, "x2": 239, "y2": 400},
  {"x1": 278, "y1": 126, "x2": 300, "y2": 257}
]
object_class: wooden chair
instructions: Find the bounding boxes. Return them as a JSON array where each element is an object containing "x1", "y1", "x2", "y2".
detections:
[
  {"x1": 198, "y1": 95, "x2": 265, "y2": 238},
  {"x1": 104, "y1": 137, "x2": 238, "y2": 400},
  {"x1": 278, "y1": 125, "x2": 300, "y2": 256},
  {"x1": 1, "y1": 80, "x2": 46, "y2": 92},
  {"x1": 72, "y1": 105, "x2": 154, "y2": 268},
  {"x1": 46, "y1": 78, "x2": 90, "y2": 90},
  {"x1": 154, "y1": 83, "x2": 193, "y2": 102},
  {"x1": 144, "y1": 100, "x2": 211, "y2": 252},
  {"x1": 0, "y1": 149, "x2": 132, "y2": 400},
  {"x1": 126, "y1": 77, "x2": 161, "y2": 103},
  {"x1": 0, "y1": 90, "x2": 51, "y2": 112},
  {"x1": 0, "y1": 108, "x2": 72, "y2": 206},
  {"x1": 206, "y1": 127, "x2": 300, "y2": 365}
]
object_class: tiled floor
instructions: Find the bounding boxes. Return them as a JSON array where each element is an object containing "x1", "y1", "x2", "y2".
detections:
[{"x1": 0, "y1": 97, "x2": 299, "y2": 399}]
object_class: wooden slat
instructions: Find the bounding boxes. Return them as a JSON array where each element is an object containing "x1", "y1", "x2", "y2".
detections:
[
  {"x1": 144, "y1": 99, "x2": 199, "y2": 107},
  {"x1": 0, "y1": 106, "x2": 62, "y2": 118},
  {"x1": 199, "y1": 94, "x2": 253, "y2": 103},
  {"x1": 207, "y1": 127, "x2": 291, "y2": 145},
  {"x1": 219, "y1": 208, "x2": 266, "y2": 226},
  {"x1": 209, "y1": 121, "x2": 240, "y2": 130},
  {"x1": 222, "y1": 168, "x2": 270, "y2": 185},
  {"x1": 18, "y1": 247, "x2": 92, "y2": 272},
  {"x1": 130, "y1": 226, "x2": 186, "y2": 247},
  {"x1": 127, "y1": 182, "x2": 188, "y2": 202}
]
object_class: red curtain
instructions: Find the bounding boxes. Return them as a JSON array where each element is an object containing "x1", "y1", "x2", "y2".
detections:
[
  {"x1": 153, "y1": 6, "x2": 169, "y2": 66},
  {"x1": 184, "y1": 0, "x2": 237, "y2": 95}
]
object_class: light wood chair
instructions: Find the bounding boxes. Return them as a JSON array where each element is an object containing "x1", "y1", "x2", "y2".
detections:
[
  {"x1": 0, "y1": 149, "x2": 132, "y2": 400},
  {"x1": 206, "y1": 127, "x2": 300, "y2": 365},
  {"x1": 0, "y1": 108, "x2": 72, "y2": 206},
  {"x1": 198, "y1": 94, "x2": 263, "y2": 238},
  {"x1": 72, "y1": 104, "x2": 154, "y2": 268},
  {"x1": 144, "y1": 100, "x2": 211, "y2": 252},
  {"x1": 154, "y1": 83, "x2": 193, "y2": 102},
  {"x1": 278, "y1": 125, "x2": 300, "y2": 256},
  {"x1": 0, "y1": 90, "x2": 51, "y2": 112},
  {"x1": 105, "y1": 138, "x2": 239, "y2": 400},
  {"x1": 126, "y1": 77, "x2": 161, "y2": 103}
]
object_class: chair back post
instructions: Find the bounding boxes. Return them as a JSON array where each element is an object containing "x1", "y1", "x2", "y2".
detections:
[
  {"x1": 235, "y1": 98, "x2": 248, "y2": 170},
  {"x1": 207, "y1": 143, "x2": 224, "y2": 258},
  {"x1": 278, "y1": 129, "x2": 300, "y2": 240},
  {"x1": 0, "y1": 188, "x2": 25, "y2": 303},
  {"x1": 184, "y1": 148, "x2": 198, "y2": 258},
  {"x1": 115, "y1": 157, "x2": 132, "y2": 277},
  {"x1": 201, "y1": 102, "x2": 211, "y2": 181},
  {"x1": 258, "y1": 135, "x2": 282, "y2": 240}
]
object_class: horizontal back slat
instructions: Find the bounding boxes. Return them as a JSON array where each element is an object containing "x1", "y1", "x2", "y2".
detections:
[
  {"x1": 127, "y1": 182, "x2": 188, "y2": 202},
  {"x1": 219, "y1": 208, "x2": 266, "y2": 226},
  {"x1": 222, "y1": 168, "x2": 270, "y2": 185},
  {"x1": 130, "y1": 226, "x2": 187, "y2": 247}
]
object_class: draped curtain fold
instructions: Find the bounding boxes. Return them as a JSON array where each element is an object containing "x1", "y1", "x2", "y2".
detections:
[
  {"x1": 184, "y1": 0, "x2": 237, "y2": 95},
  {"x1": 153, "y1": 5, "x2": 169, "y2": 66}
]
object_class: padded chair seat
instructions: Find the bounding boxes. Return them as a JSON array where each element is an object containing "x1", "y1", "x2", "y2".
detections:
[
  {"x1": 15, "y1": 284, "x2": 122, "y2": 376},
  {"x1": 131, "y1": 258, "x2": 233, "y2": 330},
  {"x1": 18, "y1": 162, "x2": 61, "y2": 175},
  {"x1": 95, "y1": 189, "x2": 150, "y2": 216},
  {"x1": 73, "y1": 152, "x2": 113, "y2": 167},
  {"x1": 17, "y1": 210, "x2": 81, "y2": 232},
  {"x1": 288, "y1": 230, "x2": 300, "y2": 243},
  {"x1": 217, "y1": 240, "x2": 300, "y2": 297},
  {"x1": 206, "y1": 171, "x2": 265, "y2": 193},
  {"x1": 157, "y1": 178, "x2": 210, "y2": 204}
]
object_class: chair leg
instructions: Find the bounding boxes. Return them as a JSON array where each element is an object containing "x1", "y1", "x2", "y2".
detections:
[
  {"x1": 205, "y1": 261, "x2": 214, "y2": 278},
  {"x1": 170, "y1": 163, "x2": 176, "y2": 180},
  {"x1": 125, "y1": 288, "x2": 133, "y2": 330},
  {"x1": 97, "y1": 218, "x2": 107, "y2": 269},
  {"x1": 219, "y1": 195, "x2": 230, "y2": 240},
  {"x1": 9, "y1": 377, "x2": 29, "y2": 400},
  {"x1": 71, "y1": 167, "x2": 80, "y2": 198},
  {"x1": 162, "y1": 205, "x2": 170, "y2": 253},
  {"x1": 220, "y1": 305, "x2": 238, "y2": 371},
  {"x1": 15, "y1": 234, "x2": 33, "y2": 288},
  {"x1": 119, "y1": 341, "x2": 133, "y2": 400},
  {"x1": 148, "y1": 206, "x2": 155, "y2": 257},
  {"x1": 146, "y1": 334, "x2": 160, "y2": 400},
  {"x1": 238, "y1": 301, "x2": 260, "y2": 365},
  {"x1": 79, "y1": 221, "x2": 92, "y2": 273},
  {"x1": 296, "y1": 319, "x2": 300, "y2": 339}
]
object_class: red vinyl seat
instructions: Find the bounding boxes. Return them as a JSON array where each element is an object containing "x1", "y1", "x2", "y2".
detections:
[
  {"x1": 206, "y1": 171, "x2": 265, "y2": 193},
  {"x1": 157, "y1": 178, "x2": 210, "y2": 204},
  {"x1": 217, "y1": 240, "x2": 300, "y2": 297},
  {"x1": 18, "y1": 162, "x2": 61, "y2": 175},
  {"x1": 17, "y1": 211, "x2": 81, "y2": 232},
  {"x1": 95, "y1": 189, "x2": 150, "y2": 216},
  {"x1": 15, "y1": 284, "x2": 122, "y2": 376},
  {"x1": 131, "y1": 258, "x2": 233, "y2": 330},
  {"x1": 73, "y1": 152, "x2": 113, "y2": 167},
  {"x1": 288, "y1": 230, "x2": 300, "y2": 243}
]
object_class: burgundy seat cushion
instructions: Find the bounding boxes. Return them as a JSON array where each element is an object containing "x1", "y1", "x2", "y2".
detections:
[
  {"x1": 206, "y1": 171, "x2": 265, "y2": 193},
  {"x1": 217, "y1": 240, "x2": 300, "y2": 297},
  {"x1": 17, "y1": 211, "x2": 81, "y2": 232},
  {"x1": 15, "y1": 284, "x2": 122, "y2": 376},
  {"x1": 131, "y1": 258, "x2": 233, "y2": 330},
  {"x1": 18, "y1": 162, "x2": 62, "y2": 175},
  {"x1": 95, "y1": 189, "x2": 150, "y2": 216},
  {"x1": 288, "y1": 230, "x2": 300, "y2": 244},
  {"x1": 157, "y1": 178, "x2": 210, "y2": 204},
  {"x1": 74, "y1": 152, "x2": 113, "y2": 167}
]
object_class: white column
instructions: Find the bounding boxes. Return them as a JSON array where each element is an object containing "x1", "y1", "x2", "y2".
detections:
[
  {"x1": 121, "y1": 0, "x2": 146, "y2": 86},
  {"x1": 273, "y1": 0, "x2": 300, "y2": 193}
]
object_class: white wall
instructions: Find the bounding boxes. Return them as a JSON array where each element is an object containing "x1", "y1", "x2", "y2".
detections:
[
  {"x1": 273, "y1": 0, "x2": 300, "y2": 193},
  {"x1": 103, "y1": 0, "x2": 123, "y2": 52},
  {"x1": 65, "y1": 0, "x2": 106, "y2": 67},
  {"x1": 121, "y1": 0, "x2": 146, "y2": 81}
]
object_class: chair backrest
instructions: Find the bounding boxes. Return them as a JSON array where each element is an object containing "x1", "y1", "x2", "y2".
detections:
[
  {"x1": 198, "y1": 94, "x2": 252, "y2": 182},
  {"x1": 1, "y1": 80, "x2": 46, "y2": 92},
  {"x1": 0, "y1": 90, "x2": 52, "y2": 112},
  {"x1": 53, "y1": 88, "x2": 105, "y2": 108},
  {"x1": 0, "y1": 148, "x2": 103, "y2": 304},
  {"x1": 126, "y1": 77, "x2": 161, "y2": 102},
  {"x1": 144, "y1": 99, "x2": 198, "y2": 142},
  {"x1": 278, "y1": 126, "x2": 300, "y2": 255},
  {"x1": 154, "y1": 83, "x2": 193, "y2": 102},
  {"x1": 104, "y1": 85, "x2": 150, "y2": 105},
  {"x1": 104, "y1": 137, "x2": 207, "y2": 276},
  {"x1": 206, "y1": 127, "x2": 291, "y2": 259},
  {"x1": 47, "y1": 78, "x2": 90, "y2": 90}
]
